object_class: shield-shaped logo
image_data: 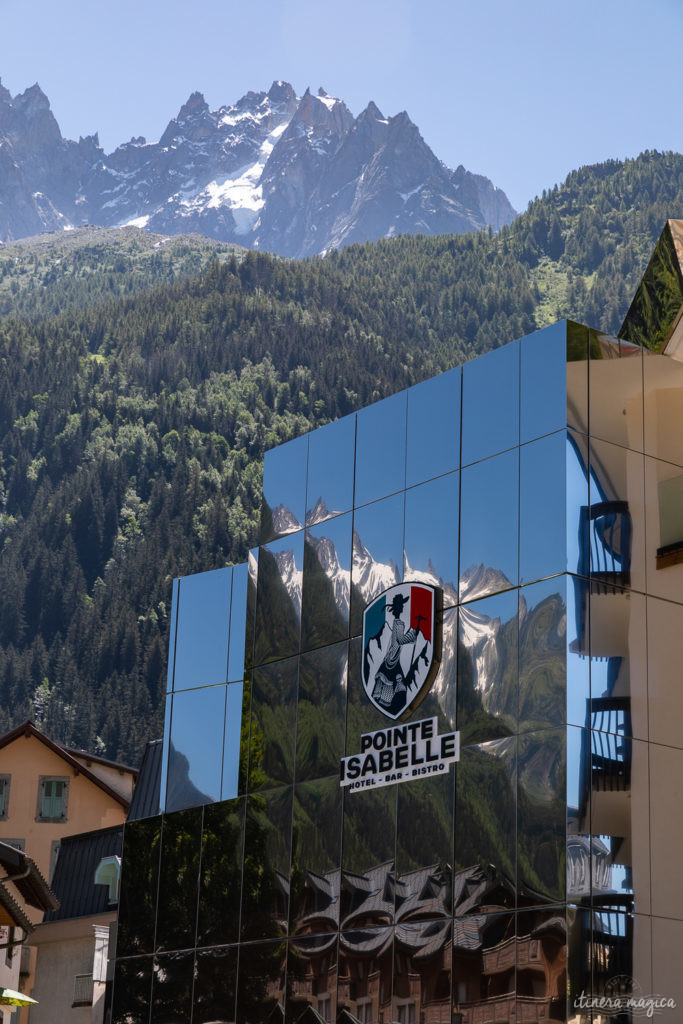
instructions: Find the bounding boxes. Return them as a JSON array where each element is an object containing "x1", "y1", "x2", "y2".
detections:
[{"x1": 362, "y1": 583, "x2": 442, "y2": 721}]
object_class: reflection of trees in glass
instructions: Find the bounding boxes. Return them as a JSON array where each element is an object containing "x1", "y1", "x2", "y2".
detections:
[
  {"x1": 454, "y1": 739, "x2": 516, "y2": 887},
  {"x1": 296, "y1": 643, "x2": 347, "y2": 781},
  {"x1": 197, "y1": 799, "x2": 245, "y2": 947},
  {"x1": 155, "y1": 806, "x2": 202, "y2": 952},
  {"x1": 241, "y1": 787, "x2": 293, "y2": 941},
  {"x1": 254, "y1": 544, "x2": 302, "y2": 665},
  {"x1": 249, "y1": 659, "x2": 297, "y2": 789},
  {"x1": 111, "y1": 956, "x2": 152, "y2": 1024},
  {"x1": 519, "y1": 591, "x2": 566, "y2": 730},
  {"x1": 151, "y1": 950, "x2": 194, "y2": 1020},
  {"x1": 236, "y1": 940, "x2": 287, "y2": 1024},
  {"x1": 194, "y1": 946, "x2": 237, "y2": 1024},
  {"x1": 457, "y1": 601, "x2": 517, "y2": 745},
  {"x1": 517, "y1": 730, "x2": 566, "y2": 903},
  {"x1": 291, "y1": 779, "x2": 342, "y2": 933},
  {"x1": 117, "y1": 818, "x2": 161, "y2": 956}
]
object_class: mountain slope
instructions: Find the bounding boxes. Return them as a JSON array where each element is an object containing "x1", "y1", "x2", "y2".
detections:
[{"x1": 0, "y1": 80, "x2": 516, "y2": 256}]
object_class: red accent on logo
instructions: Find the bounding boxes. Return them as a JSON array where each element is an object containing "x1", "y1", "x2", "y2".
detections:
[{"x1": 410, "y1": 586, "x2": 432, "y2": 642}]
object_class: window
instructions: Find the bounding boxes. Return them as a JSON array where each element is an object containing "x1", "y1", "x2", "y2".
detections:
[
  {"x1": 37, "y1": 776, "x2": 69, "y2": 821},
  {"x1": 0, "y1": 776, "x2": 10, "y2": 820}
]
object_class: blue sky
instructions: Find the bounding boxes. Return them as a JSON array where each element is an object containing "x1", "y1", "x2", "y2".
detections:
[{"x1": 1, "y1": 0, "x2": 681, "y2": 212}]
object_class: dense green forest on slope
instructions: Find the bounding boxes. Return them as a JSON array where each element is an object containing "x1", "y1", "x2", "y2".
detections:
[{"x1": 0, "y1": 150, "x2": 681, "y2": 762}]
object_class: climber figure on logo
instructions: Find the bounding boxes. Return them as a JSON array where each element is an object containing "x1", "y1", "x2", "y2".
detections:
[{"x1": 372, "y1": 592, "x2": 418, "y2": 716}]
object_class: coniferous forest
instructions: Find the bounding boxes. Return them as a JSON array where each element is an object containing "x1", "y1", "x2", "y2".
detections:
[{"x1": 1, "y1": 150, "x2": 682, "y2": 764}]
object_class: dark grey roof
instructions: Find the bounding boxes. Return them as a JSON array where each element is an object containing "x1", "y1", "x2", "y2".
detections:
[
  {"x1": 44, "y1": 825, "x2": 122, "y2": 922},
  {"x1": 127, "y1": 739, "x2": 162, "y2": 821},
  {"x1": 0, "y1": 840, "x2": 57, "y2": 912}
]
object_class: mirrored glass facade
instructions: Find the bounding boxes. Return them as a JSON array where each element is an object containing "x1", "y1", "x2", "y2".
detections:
[{"x1": 114, "y1": 314, "x2": 683, "y2": 1023}]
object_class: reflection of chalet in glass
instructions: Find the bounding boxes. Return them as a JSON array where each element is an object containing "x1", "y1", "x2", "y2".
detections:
[{"x1": 111, "y1": 222, "x2": 683, "y2": 1023}]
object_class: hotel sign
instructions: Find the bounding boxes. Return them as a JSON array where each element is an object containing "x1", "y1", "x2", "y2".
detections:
[{"x1": 341, "y1": 582, "x2": 459, "y2": 791}]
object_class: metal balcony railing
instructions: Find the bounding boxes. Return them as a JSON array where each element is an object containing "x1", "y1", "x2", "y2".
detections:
[{"x1": 72, "y1": 973, "x2": 94, "y2": 1007}]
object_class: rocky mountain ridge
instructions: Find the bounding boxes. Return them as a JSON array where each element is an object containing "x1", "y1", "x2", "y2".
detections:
[{"x1": 0, "y1": 79, "x2": 516, "y2": 257}]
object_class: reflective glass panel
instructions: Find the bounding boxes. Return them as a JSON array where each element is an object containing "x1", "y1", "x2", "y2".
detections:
[
  {"x1": 647, "y1": 594, "x2": 683, "y2": 749},
  {"x1": 566, "y1": 905, "x2": 593, "y2": 1015},
  {"x1": 406, "y1": 365, "x2": 461, "y2": 487},
  {"x1": 338, "y1": 928, "x2": 393, "y2": 1024},
  {"x1": 590, "y1": 437, "x2": 646, "y2": 593},
  {"x1": 248, "y1": 656, "x2": 298, "y2": 791},
  {"x1": 404, "y1": 472, "x2": 459, "y2": 603},
  {"x1": 253, "y1": 533, "x2": 303, "y2": 666},
  {"x1": 238, "y1": 674, "x2": 251, "y2": 795},
  {"x1": 306, "y1": 413, "x2": 356, "y2": 525},
  {"x1": 166, "y1": 685, "x2": 226, "y2": 812},
  {"x1": 172, "y1": 568, "x2": 231, "y2": 690},
  {"x1": 111, "y1": 957, "x2": 152, "y2": 1024},
  {"x1": 235, "y1": 940, "x2": 287, "y2": 1024},
  {"x1": 650, "y1": 743, "x2": 683, "y2": 920},
  {"x1": 341, "y1": 786, "x2": 396, "y2": 925},
  {"x1": 194, "y1": 946, "x2": 237, "y2": 1024},
  {"x1": 297, "y1": 641, "x2": 348, "y2": 782},
  {"x1": 518, "y1": 576, "x2": 589, "y2": 732},
  {"x1": 117, "y1": 818, "x2": 161, "y2": 957},
  {"x1": 287, "y1": 933, "x2": 339, "y2": 1024},
  {"x1": 260, "y1": 432, "x2": 308, "y2": 543},
  {"x1": 452, "y1": 913, "x2": 515, "y2": 1021},
  {"x1": 644, "y1": 454, "x2": 683, "y2": 604},
  {"x1": 290, "y1": 778, "x2": 342, "y2": 934},
  {"x1": 520, "y1": 321, "x2": 568, "y2": 443},
  {"x1": 566, "y1": 725, "x2": 591, "y2": 906},
  {"x1": 590, "y1": 329, "x2": 644, "y2": 451},
  {"x1": 227, "y1": 562, "x2": 248, "y2": 682},
  {"x1": 566, "y1": 429, "x2": 590, "y2": 577},
  {"x1": 222, "y1": 681, "x2": 243, "y2": 800},
  {"x1": 244, "y1": 547, "x2": 258, "y2": 675},
  {"x1": 590, "y1": 911, "x2": 643, "y2": 1007},
  {"x1": 150, "y1": 951, "x2": 194, "y2": 1023},
  {"x1": 516, "y1": 907, "x2": 566, "y2": 1020},
  {"x1": 462, "y1": 340, "x2": 519, "y2": 466},
  {"x1": 459, "y1": 448, "x2": 519, "y2": 602},
  {"x1": 395, "y1": 771, "x2": 453, "y2": 920},
  {"x1": 350, "y1": 493, "x2": 404, "y2": 637},
  {"x1": 453, "y1": 738, "x2": 516, "y2": 911},
  {"x1": 354, "y1": 391, "x2": 407, "y2": 507},
  {"x1": 197, "y1": 798, "x2": 245, "y2": 948},
  {"x1": 301, "y1": 513, "x2": 352, "y2": 651},
  {"x1": 519, "y1": 431, "x2": 567, "y2": 585},
  {"x1": 566, "y1": 319, "x2": 589, "y2": 434},
  {"x1": 345, "y1": 636, "x2": 395, "y2": 757},
  {"x1": 155, "y1": 806, "x2": 201, "y2": 952},
  {"x1": 241, "y1": 786, "x2": 293, "y2": 941},
  {"x1": 417, "y1": 605, "x2": 457, "y2": 732},
  {"x1": 643, "y1": 347, "x2": 683, "y2": 466},
  {"x1": 394, "y1": 921, "x2": 451, "y2": 1024},
  {"x1": 160, "y1": 697, "x2": 171, "y2": 814},
  {"x1": 166, "y1": 578, "x2": 179, "y2": 693},
  {"x1": 457, "y1": 590, "x2": 518, "y2": 746},
  {"x1": 517, "y1": 728, "x2": 565, "y2": 905},
  {"x1": 590, "y1": 582, "x2": 646, "y2": 740}
]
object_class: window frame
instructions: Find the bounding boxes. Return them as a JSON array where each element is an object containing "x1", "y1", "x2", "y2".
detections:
[
  {"x1": 0, "y1": 775, "x2": 11, "y2": 820},
  {"x1": 36, "y1": 775, "x2": 70, "y2": 823}
]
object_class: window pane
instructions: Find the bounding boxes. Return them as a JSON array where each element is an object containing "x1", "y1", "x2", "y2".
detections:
[
  {"x1": 197, "y1": 798, "x2": 245, "y2": 948},
  {"x1": 517, "y1": 728, "x2": 565, "y2": 904},
  {"x1": 150, "y1": 950, "x2": 194, "y2": 1023},
  {"x1": 297, "y1": 642, "x2": 348, "y2": 782},
  {"x1": 406, "y1": 366, "x2": 461, "y2": 487},
  {"x1": 519, "y1": 431, "x2": 567, "y2": 585},
  {"x1": 111, "y1": 957, "x2": 152, "y2": 1024},
  {"x1": 354, "y1": 391, "x2": 407, "y2": 507},
  {"x1": 166, "y1": 685, "x2": 226, "y2": 812},
  {"x1": 520, "y1": 321, "x2": 568, "y2": 443},
  {"x1": 306, "y1": 414, "x2": 356, "y2": 525},
  {"x1": 350, "y1": 492, "x2": 404, "y2": 637},
  {"x1": 248, "y1": 657, "x2": 298, "y2": 791},
  {"x1": 235, "y1": 940, "x2": 287, "y2": 1024},
  {"x1": 155, "y1": 807, "x2": 201, "y2": 953},
  {"x1": 341, "y1": 786, "x2": 396, "y2": 923},
  {"x1": 290, "y1": 778, "x2": 342, "y2": 934},
  {"x1": 301, "y1": 513, "x2": 352, "y2": 651},
  {"x1": 459, "y1": 448, "x2": 519, "y2": 601},
  {"x1": 241, "y1": 787, "x2": 293, "y2": 941},
  {"x1": 194, "y1": 946, "x2": 237, "y2": 1024},
  {"x1": 253, "y1": 533, "x2": 303, "y2": 666},
  {"x1": 287, "y1": 934, "x2": 338, "y2": 1024},
  {"x1": 117, "y1": 818, "x2": 161, "y2": 957},
  {"x1": 396, "y1": 771, "x2": 453, "y2": 920},
  {"x1": 404, "y1": 472, "x2": 459, "y2": 603},
  {"x1": 172, "y1": 568, "x2": 231, "y2": 690},
  {"x1": 260, "y1": 433, "x2": 308, "y2": 544},
  {"x1": 338, "y1": 928, "x2": 392, "y2": 1024},
  {"x1": 457, "y1": 589, "x2": 518, "y2": 746},
  {"x1": 221, "y1": 682, "x2": 243, "y2": 800},
  {"x1": 462, "y1": 340, "x2": 519, "y2": 466},
  {"x1": 453, "y1": 913, "x2": 515, "y2": 1020},
  {"x1": 227, "y1": 562, "x2": 248, "y2": 682},
  {"x1": 643, "y1": 346, "x2": 683, "y2": 465}
]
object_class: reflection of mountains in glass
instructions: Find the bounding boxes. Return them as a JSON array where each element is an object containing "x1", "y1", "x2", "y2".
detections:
[{"x1": 166, "y1": 742, "x2": 215, "y2": 811}]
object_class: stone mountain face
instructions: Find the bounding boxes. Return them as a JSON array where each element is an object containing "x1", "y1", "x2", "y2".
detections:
[{"x1": 0, "y1": 80, "x2": 517, "y2": 256}]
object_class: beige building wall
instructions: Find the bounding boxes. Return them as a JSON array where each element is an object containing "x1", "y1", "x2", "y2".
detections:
[
  {"x1": 0, "y1": 732, "x2": 127, "y2": 920},
  {"x1": 28, "y1": 914, "x2": 116, "y2": 1024}
]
